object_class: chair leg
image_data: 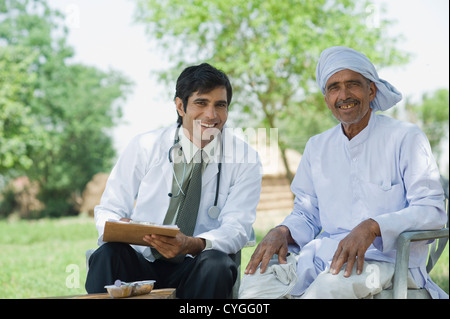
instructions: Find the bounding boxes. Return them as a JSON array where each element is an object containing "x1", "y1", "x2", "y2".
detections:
[{"x1": 230, "y1": 250, "x2": 242, "y2": 299}]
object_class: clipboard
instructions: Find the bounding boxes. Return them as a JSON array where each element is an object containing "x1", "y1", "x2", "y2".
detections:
[{"x1": 103, "y1": 220, "x2": 180, "y2": 246}]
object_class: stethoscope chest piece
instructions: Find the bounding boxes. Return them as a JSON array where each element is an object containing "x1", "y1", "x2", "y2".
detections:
[{"x1": 207, "y1": 206, "x2": 220, "y2": 219}]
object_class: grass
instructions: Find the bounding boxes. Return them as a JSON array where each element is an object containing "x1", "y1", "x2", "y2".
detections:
[
  {"x1": 0, "y1": 215, "x2": 98, "y2": 298},
  {"x1": 429, "y1": 243, "x2": 449, "y2": 294},
  {"x1": 0, "y1": 216, "x2": 448, "y2": 298}
]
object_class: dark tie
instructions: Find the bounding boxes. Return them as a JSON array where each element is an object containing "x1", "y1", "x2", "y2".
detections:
[
  {"x1": 175, "y1": 149, "x2": 203, "y2": 236},
  {"x1": 152, "y1": 150, "x2": 203, "y2": 263}
]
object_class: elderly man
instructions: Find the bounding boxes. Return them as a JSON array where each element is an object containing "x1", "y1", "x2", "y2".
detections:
[{"x1": 244, "y1": 46, "x2": 447, "y2": 298}]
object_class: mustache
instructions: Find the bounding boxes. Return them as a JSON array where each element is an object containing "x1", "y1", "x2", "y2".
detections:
[{"x1": 335, "y1": 98, "x2": 359, "y2": 108}]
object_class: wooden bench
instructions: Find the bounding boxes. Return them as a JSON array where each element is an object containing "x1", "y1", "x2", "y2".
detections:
[{"x1": 45, "y1": 288, "x2": 176, "y2": 299}]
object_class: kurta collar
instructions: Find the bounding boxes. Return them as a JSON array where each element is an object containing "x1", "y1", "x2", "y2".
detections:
[{"x1": 340, "y1": 109, "x2": 377, "y2": 147}]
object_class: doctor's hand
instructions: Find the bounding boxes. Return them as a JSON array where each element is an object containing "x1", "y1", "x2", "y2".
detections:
[
  {"x1": 143, "y1": 232, "x2": 206, "y2": 259},
  {"x1": 330, "y1": 218, "x2": 381, "y2": 277},
  {"x1": 245, "y1": 226, "x2": 293, "y2": 275}
]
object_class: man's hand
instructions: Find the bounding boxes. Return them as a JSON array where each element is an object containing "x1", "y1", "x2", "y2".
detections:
[
  {"x1": 245, "y1": 226, "x2": 293, "y2": 275},
  {"x1": 329, "y1": 218, "x2": 380, "y2": 277},
  {"x1": 143, "y1": 232, "x2": 205, "y2": 258}
]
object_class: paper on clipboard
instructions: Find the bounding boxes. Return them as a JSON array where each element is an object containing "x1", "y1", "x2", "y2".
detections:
[{"x1": 103, "y1": 219, "x2": 180, "y2": 246}]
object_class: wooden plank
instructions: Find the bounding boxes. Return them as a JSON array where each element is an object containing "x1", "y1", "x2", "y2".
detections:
[{"x1": 46, "y1": 288, "x2": 176, "y2": 299}]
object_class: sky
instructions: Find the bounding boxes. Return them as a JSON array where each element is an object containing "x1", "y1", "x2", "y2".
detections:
[{"x1": 46, "y1": 0, "x2": 449, "y2": 156}]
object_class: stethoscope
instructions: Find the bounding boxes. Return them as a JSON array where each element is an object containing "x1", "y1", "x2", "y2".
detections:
[{"x1": 168, "y1": 124, "x2": 222, "y2": 219}]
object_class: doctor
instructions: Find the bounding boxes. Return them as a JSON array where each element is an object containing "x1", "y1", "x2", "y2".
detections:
[{"x1": 85, "y1": 63, "x2": 262, "y2": 298}]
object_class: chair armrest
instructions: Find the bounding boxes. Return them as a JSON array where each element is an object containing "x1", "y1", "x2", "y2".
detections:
[
  {"x1": 392, "y1": 228, "x2": 449, "y2": 299},
  {"x1": 245, "y1": 228, "x2": 256, "y2": 247},
  {"x1": 400, "y1": 228, "x2": 449, "y2": 242}
]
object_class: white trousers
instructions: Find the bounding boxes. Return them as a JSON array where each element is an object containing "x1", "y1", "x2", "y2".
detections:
[
  {"x1": 239, "y1": 258, "x2": 420, "y2": 299},
  {"x1": 299, "y1": 261, "x2": 418, "y2": 299}
]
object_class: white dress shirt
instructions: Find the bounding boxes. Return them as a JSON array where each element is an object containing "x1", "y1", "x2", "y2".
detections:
[
  {"x1": 281, "y1": 111, "x2": 447, "y2": 298},
  {"x1": 164, "y1": 128, "x2": 218, "y2": 225}
]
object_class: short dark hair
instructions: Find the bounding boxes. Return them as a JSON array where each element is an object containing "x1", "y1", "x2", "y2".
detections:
[{"x1": 174, "y1": 63, "x2": 232, "y2": 125}]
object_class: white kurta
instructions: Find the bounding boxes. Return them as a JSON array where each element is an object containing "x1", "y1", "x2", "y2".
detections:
[{"x1": 281, "y1": 111, "x2": 447, "y2": 298}]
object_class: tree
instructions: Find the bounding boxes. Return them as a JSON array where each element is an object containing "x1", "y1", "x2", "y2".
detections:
[
  {"x1": 30, "y1": 64, "x2": 130, "y2": 217},
  {"x1": 134, "y1": 0, "x2": 408, "y2": 181},
  {"x1": 401, "y1": 89, "x2": 449, "y2": 161},
  {"x1": 0, "y1": 45, "x2": 39, "y2": 174},
  {"x1": 0, "y1": 0, "x2": 133, "y2": 217}
]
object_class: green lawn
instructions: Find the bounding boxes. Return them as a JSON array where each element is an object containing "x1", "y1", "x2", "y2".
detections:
[
  {"x1": 0, "y1": 215, "x2": 98, "y2": 298},
  {"x1": 0, "y1": 216, "x2": 448, "y2": 298}
]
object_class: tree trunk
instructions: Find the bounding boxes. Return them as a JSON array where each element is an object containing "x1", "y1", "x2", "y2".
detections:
[
  {"x1": 260, "y1": 101, "x2": 294, "y2": 184},
  {"x1": 279, "y1": 144, "x2": 294, "y2": 184}
]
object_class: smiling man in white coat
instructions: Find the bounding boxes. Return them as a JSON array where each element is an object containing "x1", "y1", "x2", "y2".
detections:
[{"x1": 85, "y1": 63, "x2": 262, "y2": 298}]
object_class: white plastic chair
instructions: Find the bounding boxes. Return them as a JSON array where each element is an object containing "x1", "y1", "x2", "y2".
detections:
[{"x1": 374, "y1": 175, "x2": 449, "y2": 299}]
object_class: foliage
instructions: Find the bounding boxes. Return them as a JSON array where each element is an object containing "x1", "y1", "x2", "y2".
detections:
[
  {"x1": 133, "y1": 0, "x2": 409, "y2": 180},
  {"x1": 0, "y1": 45, "x2": 39, "y2": 174},
  {"x1": 0, "y1": 0, "x2": 133, "y2": 217},
  {"x1": 401, "y1": 89, "x2": 449, "y2": 160}
]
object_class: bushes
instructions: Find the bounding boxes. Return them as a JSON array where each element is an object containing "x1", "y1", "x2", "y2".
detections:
[
  {"x1": 0, "y1": 176, "x2": 43, "y2": 219},
  {"x1": 0, "y1": 176, "x2": 80, "y2": 219}
]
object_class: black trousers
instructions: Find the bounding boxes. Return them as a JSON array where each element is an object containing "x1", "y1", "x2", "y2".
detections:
[{"x1": 85, "y1": 242, "x2": 238, "y2": 299}]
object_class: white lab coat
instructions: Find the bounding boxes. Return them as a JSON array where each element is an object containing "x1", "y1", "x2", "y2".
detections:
[{"x1": 94, "y1": 124, "x2": 263, "y2": 261}]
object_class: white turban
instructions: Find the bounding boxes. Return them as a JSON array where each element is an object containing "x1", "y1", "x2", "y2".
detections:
[{"x1": 315, "y1": 46, "x2": 402, "y2": 112}]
